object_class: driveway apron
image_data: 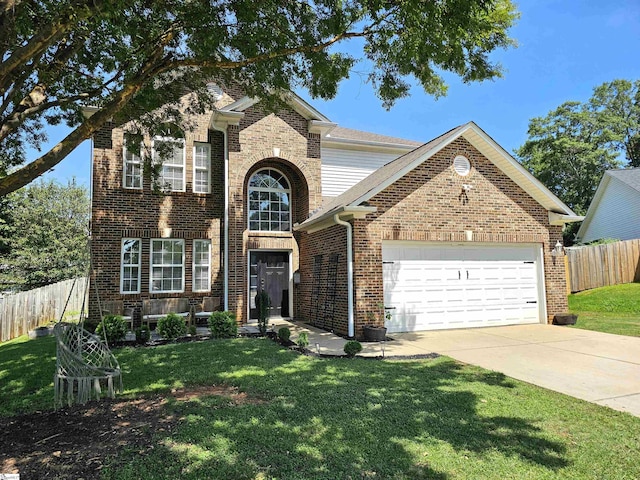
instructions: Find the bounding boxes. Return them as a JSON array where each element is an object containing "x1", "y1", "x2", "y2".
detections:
[{"x1": 390, "y1": 324, "x2": 640, "y2": 417}]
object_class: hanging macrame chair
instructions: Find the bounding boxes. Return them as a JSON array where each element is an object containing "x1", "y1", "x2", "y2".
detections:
[{"x1": 53, "y1": 239, "x2": 123, "y2": 409}]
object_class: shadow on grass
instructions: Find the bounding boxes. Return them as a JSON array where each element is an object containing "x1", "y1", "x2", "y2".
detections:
[
  {"x1": 105, "y1": 339, "x2": 568, "y2": 479},
  {"x1": 0, "y1": 336, "x2": 56, "y2": 415},
  {"x1": 2, "y1": 336, "x2": 569, "y2": 479}
]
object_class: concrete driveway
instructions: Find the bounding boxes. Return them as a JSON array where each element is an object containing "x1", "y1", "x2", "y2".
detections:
[{"x1": 385, "y1": 324, "x2": 640, "y2": 417}]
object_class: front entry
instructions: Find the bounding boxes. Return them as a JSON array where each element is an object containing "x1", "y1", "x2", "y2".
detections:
[{"x1": 249, "y1": 251, "x2": 290, "y2": 319}]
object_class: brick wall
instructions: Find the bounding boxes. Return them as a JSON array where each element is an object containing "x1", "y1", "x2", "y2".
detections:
[
  {"x1": 350, "y1": 137, "x2": 568, "y2": 334},
  {"x1": 90, "y1": 91, "x2": 320, "y2": 325},
  {"x1": 226, "y1": 105, "x2": 321, "y2": 321}
]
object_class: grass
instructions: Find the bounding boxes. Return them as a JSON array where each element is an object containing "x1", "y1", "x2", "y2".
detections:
[
  {"x1": 1, "y1": 336, "x2": 640, "y2": 479},
  {"x1": 569, "y1": 283, "x2": 640, "y2": 337}
]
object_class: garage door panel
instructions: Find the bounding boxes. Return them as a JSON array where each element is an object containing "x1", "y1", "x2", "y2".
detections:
[{"x1": 382, "y1": 242, "x2": 544, "y2": 333}]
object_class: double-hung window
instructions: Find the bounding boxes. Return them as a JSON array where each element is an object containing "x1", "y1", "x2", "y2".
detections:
[
  {"x1": 192, "y1": 239, "x2": 211, "y2": 292},
  {"x1": 120, "y1": 239, "x2": 141, "y2": 294},
  {"x1": 153, "y1": 137, "x2": 186, "y2": 192},
  {"x1": 123, "y1": 136, "x2": 142, "y2": 189},
  {"x1": 150, "y1": 239, "x2": 184, "y2": 293},
  {"x1": 248, "y1": 168, "x2": 291, "y2": 232},
  {"x1": 193, "y1": 143, "x2": 211, "y2": 193}
]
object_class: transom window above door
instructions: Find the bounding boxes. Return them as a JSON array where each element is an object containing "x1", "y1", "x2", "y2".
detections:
[{"x1": 248, "y1": 168, "x2": 291, "y2": 232}]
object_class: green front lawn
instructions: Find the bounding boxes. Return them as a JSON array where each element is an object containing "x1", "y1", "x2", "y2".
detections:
[
  {"x1": 1, "y1": 335, "x2": 640, "y2": 479},
  {"x1": 569, "y1": 283, "x2": 640, "y2": 337}
]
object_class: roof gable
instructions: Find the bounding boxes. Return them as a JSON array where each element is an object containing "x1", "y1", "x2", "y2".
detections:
[
  {"x1": 577, "y1": 168, "x2": 640, "y2": 240},
  {"x1": 297, "y1": 122, "x2": 582, "y2": 232}
]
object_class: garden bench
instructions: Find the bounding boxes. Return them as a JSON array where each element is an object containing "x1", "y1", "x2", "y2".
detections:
[
  {"x1": 192, "y1": 296, "x2": 221, "y2": 326},
  {"x1": 142, "y1": 298, "x2": 190, "y2": 330},
  {"x1": 102, "y1": 300, "x2": 134, "y2": 331}
]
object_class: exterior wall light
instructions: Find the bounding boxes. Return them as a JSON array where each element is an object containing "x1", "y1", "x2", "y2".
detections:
[{"x1": 551, "y1": 240, "x2": 564, "y2": 257}]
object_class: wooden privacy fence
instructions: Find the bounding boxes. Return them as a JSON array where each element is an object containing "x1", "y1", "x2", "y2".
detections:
[
  {"x1": 566, "y1": 239, "x2": 640, "y2": 293},
  {"x1": 0, "y1": 277, "x2": 88, "y2": 343}
]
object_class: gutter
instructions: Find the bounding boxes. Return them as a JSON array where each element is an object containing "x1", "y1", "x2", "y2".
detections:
[
  {"x1": 210, "y1": 122, "x2": 230, "y2": 311},
  {"x1": 549, "y1": 212, "x2": 585, "y2": 226},
  {"x1": 333, "y1": 214, "x2": 355, "y2": 338}
]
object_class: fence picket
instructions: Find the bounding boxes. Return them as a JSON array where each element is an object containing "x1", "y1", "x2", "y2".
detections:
[
  {"x1": 567, "y1": 240, "x2": 640, "y2": 292},
  {"x1": 0, "y1": 278, "x2": 88, "y2": 343}
]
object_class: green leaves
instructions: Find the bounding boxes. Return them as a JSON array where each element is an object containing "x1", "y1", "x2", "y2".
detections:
[
  {"x1": 0, "y1": 0, "x2": 518, "y2": 194},
  {"x1": 515, "y1": 81, "x2": 640, "y2": 218},
  {"x1": 0, "y1": 179, "x2": 89, "y2": 291}
]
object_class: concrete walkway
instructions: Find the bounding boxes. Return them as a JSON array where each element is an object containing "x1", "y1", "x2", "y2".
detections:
[{"x1": 274, "y1": 321, "x2": 640, "y2": 417}]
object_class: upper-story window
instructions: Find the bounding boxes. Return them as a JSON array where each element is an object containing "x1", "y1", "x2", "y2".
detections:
[
  {"x1": 152, "y1": 136, "x2": 186, "y2": 192},
  {"x1": 248, "y1": 168, "x2": 291, "y2": 232},
  {"x1": 193, "y1": 143, "x2": 211, "y2": 194},
  {"x1": 123, "y1": 134, "x2": 142, "y2": 189}
]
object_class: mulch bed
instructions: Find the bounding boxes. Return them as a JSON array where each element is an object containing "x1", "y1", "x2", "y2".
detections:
[{"x1": 0, "y1": 385, "x2": 254, "y2": 480}]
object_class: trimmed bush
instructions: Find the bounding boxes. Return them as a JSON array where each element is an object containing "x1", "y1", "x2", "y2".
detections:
[
  {"x1": 135, "y1": 325, "x2": 150, "y2": 344},
  {"x1": 278, "y1": 327, "x2": 291, "y2": 342},
  {"x1": 208, "y1": 311, "x2": 238, "y2": 338},
  {"x1": 297, "y1": 331, "x2": 309, "y2": 349},
  {"x1": 96, "y1": 314, "x2": 127, "y2": 345},
  {"x1": 157, "y1": 313, "x2": 187, "y2": 340},
  {"x1": 344, "y1": 340, "x2": 362, "y2": 358},
  {"x1": 188, "y1": 325, "x2": 197, "y2": 336}
]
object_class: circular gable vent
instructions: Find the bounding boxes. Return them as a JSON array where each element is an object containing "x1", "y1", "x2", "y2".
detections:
[{"x1": 453, "y1": 155, "x2": 471, "y2": 176}]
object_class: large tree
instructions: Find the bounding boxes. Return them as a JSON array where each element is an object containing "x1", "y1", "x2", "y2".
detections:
[
  {"x1": 0, "y1": 179, "x2": 90, "y2": 291},
  {"x1": 0, "y1": 0, "x2": 518, "y2": 195},
  {"x1": 515, "y1": 79, "x2": 640, "y2": 217}
]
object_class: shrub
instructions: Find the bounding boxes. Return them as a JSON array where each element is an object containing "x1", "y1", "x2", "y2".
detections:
[
  {"x1": 208, "y1": 311, "x2": 237, "y2": 338},
  {"x1": 135, "y1": 325, "x2": 150, "y2": 344},
  {"x1": 188, "y1": 325, "x2": 197, "y2": 336},
  {"x1": 96, "y1": 315, "x2": 127, "y2": 345},
  {"x1": 157, "y1": 313, "x2": 187, "y2": 340},
  {"x1": 344, "y1": 340, "x2": 362, "y2": 358},
  {"x1": 297, "y1": 331, "x2": 309, "y2": 349},
  {"x1": 255, "y1": 290, "x2": 270, "y2": 335},
  {"x1": 278, "y1": 327, "x2": 291, "y2": 342}
]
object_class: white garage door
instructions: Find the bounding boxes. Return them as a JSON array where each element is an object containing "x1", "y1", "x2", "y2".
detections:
[{"x1": 382, "y1": 242, "x2": 546, "y2": 333}]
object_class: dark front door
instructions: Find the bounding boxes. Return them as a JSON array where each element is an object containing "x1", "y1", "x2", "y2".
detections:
[{"x1": 250, "y1": 251, "x2": 290, "y2": 319}]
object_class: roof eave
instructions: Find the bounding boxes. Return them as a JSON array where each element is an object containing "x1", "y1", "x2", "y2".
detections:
[
  {"x1": 549, "y1": 212, "x2": 585, "y2": 226},
  {"x1": 323, "y1": 135, "x2": 421, "y2": 152},
  {"x1": 294, "y1": 206, "x2": 377, "y2": 233}
]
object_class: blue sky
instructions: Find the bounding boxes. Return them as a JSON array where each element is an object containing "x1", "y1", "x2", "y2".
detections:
[{"x1": 41, "y1": 0, "x2": 640, "y2": 188}]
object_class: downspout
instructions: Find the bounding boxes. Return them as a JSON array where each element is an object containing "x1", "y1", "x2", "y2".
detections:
[
  {"x1": 211, "y1": 121, "x2": 229, "y2": 311},
  {"x1": 333, "y1": 214, "x2": 355, "y2": 338}
]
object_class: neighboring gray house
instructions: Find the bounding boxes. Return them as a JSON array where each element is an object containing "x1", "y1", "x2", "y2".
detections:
[{"x1": 577, "y1": 168, "x2": 640, "y2": 243}]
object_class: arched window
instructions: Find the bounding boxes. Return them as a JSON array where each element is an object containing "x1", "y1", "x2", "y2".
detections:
[{"x1": 248, "y1": 168, "x2": 291, "y2": 232}]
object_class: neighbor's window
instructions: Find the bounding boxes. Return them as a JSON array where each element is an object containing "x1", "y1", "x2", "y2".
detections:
[
  {"x1": 150, "y1": 239, "x2": 184, "y2": 293},
  {"x1": 192, "y1": 239, "x2": 211, "y2": 292},
  {"x1": 193, "y1": 143, "x2": 211, "y2": 193},
  {"x1": 123, "y1": 135, "x2": 142, "y2": 189},
  {"x1": 248, "y1": 168, "x2": 291, "y2": 231},
  {"x1": 152, "y1": 137, "x2": 186, "y2": 192},
  {"x1": 120, "y1": 238, "x2": 141, "y2": 294}
]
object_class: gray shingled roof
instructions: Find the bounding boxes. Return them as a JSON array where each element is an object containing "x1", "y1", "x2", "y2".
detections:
[
  {"x1": 608, "y1": 168, "x2": 640, "y2": 192},
  {"x1": 301, "y1": 123, "x2": 468, "y2": 226},
  {"x1": 326, "y1": 126, "x2": 423, "y2": 147}
]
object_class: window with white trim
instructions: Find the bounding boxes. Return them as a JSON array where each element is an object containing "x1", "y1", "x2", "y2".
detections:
[
  {"x1": 121, "y1": 238, "x2": 141, "y2": 293},
  {"x1": 193, "y1": 239, "x2": 211, "y2": 292},
  {"x1": 193, "y1": 143, "x2": 211, "y2": 193},
  {"x1": 248, "y1": 168, "x2": 291, "y2": 232},
  {"x1": 153, "y1": 137, "x2": 186, "y2": 192},
  {"x1": 150, "y1": 239, "x2": 184, "y2": 293},
  {"x1": 123, "y1": 136, "x2": 142, "y2": 189}
]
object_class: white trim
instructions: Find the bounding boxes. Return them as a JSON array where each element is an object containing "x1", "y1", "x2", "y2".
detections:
[
  {"x1": 152, "y1": 136, "x2": 186, "y2": 192},
  {"x1": 247, "y1": 167, "x2": 293, "y2": 232},
  {"x1": 322, "y1": 135, "x2": 421, "y2": 153},
  {"x1": 293, "y1": 205, "x2": 377, "y2": 233},
  {"x1": 122, "y1": 136, "x2": 143, "y2": 190},
  {"x1": 192, "y1": 239, "x2": 211, "y2": 292},
  {"x1": 120, "y1": 238, "x2": 141, "y2": 294},
  {"x1": 192, "y1": 142, "x2": 211, "y2": 194},
  {"x1": 149, "y1": 238, "x2": 185, "y2": 293}
]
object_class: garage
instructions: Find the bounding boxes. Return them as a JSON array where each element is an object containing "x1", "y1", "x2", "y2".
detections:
[{"x1": 382, "y1": 241, "x2": 546, "y2": 333}]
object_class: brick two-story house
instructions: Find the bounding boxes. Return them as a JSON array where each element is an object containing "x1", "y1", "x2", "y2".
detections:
[{"x1": 89, "y1": 84, "x2": 582, "y2": 338}]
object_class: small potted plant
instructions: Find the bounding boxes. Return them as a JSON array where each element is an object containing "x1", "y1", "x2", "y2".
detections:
[{"x1": 362, "y1": 304, "x2": 389, "y2": 342}]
